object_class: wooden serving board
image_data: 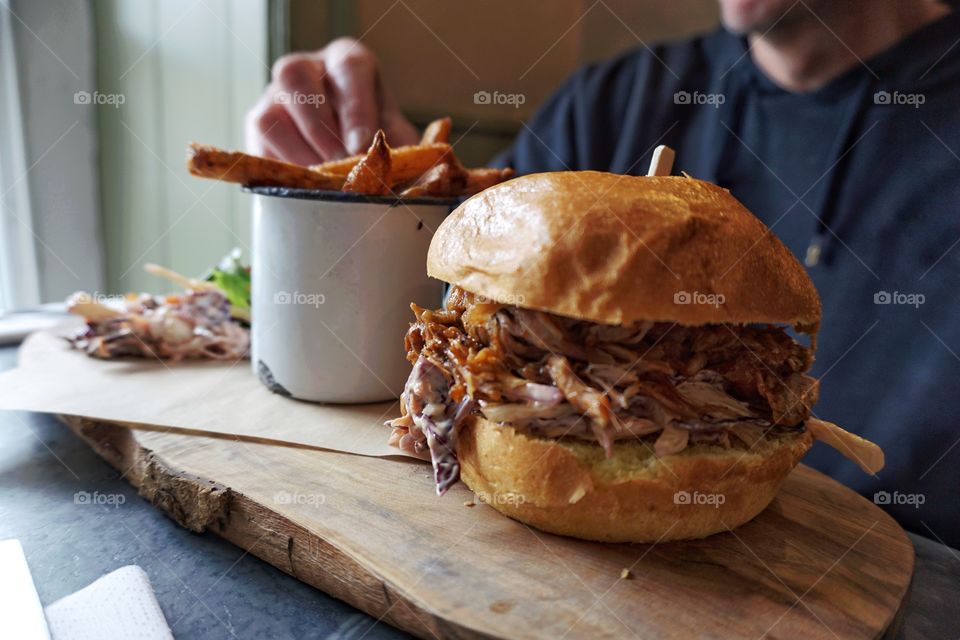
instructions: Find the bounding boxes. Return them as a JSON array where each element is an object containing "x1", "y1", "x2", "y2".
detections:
[{"x1": 61, "y1": 415, "x2": 913, "y2": 640}]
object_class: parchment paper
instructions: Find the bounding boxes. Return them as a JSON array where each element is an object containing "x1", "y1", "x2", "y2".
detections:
[{"x1": 0, "y1": 328, "x2": 418, "y2": 459}]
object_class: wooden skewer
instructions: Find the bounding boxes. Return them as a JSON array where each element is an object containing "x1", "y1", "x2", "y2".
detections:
[
  {"x1": 144, "y1": 263, "x2": 252, "y2": 323},
  {"x1": 646, "y1": 145, "x2": 676, "y2": 177},
  {"x1": 144, "y1": 263, "x2": 219, "y2": 293},
  {"x1": 65, "y1": 293, "x2": 124, "y2": 321}
]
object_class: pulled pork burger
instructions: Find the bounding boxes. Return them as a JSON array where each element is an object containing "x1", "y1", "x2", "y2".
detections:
[{"x1": 387, "y1": 171, "x2": 884, "y2": 543}]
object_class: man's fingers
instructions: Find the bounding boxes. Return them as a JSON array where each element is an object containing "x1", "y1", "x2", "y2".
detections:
[
  {"x1": 245, "y1": 90, "x2": 276, "y2": 156},
  {"x1": 323, "y1": 37, "x2": 418, "y2": 151},
  {"x1": 248, "y1": 41, "x2": 421, "y2": 163},
  {"x1": 254, "y1": 95, "x2": 324, "y2": 166},
  {"x1": 378, "y1": 79, "x2": 422, "y2": 148},
  {"x1": 324, "y1": 38, "x2": 380, "y2": 155},
  {"x1": 245, "y1": 86, "x2": 323, "y2": 165},
  {"x1": 272, "y1": 53, "x2": 348, "y2": 160}
]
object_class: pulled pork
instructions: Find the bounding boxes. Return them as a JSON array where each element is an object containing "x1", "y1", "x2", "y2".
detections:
[
  {"x1": 387, "y1": 287, "x2": 818, "y2": 494},
  {"x1": 67, "y1": 290, "x2": 250, "y2": 361}
]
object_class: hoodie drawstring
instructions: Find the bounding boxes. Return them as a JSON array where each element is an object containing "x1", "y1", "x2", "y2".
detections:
[
  {"x1": 702, "y1": 57, "x2": 877, "y2": 269},
  {"x1": 802, "y1": 73, "x2": 876, "y2": 267}
]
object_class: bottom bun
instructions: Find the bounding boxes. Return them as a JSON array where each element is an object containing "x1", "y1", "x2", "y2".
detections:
[{"x1": 458, "y1": 416, "x2": 813, "y2": 543}]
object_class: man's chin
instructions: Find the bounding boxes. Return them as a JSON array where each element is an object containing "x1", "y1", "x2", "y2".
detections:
[
  {"x1": 719, "y1": 19, "x2": 752, "y2": 37},
  {"x1": 718, "y1": 0, "x2": 799, "y2": 35}
]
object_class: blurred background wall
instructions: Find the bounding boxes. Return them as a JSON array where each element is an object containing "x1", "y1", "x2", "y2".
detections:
[
  {"x1": 289, "y1": 0, "x2": 719, "y2": 166},
  {"x1": 2, "y1": 0, "x2": 719, "y2": 300},
  {"x1": 93, "y1": 0, "x2": 268, "y2": 295},
  {"x1": 1, "y1": 0, "x2": 102, "y2": 307}
]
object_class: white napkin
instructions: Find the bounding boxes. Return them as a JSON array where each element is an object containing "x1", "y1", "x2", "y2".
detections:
[
  {"x1": 0, "y1": 539, "x2": 51, "y2": 639},
  {"x1": 44, "y1": 566, "x2": 173, "y2": 640}
]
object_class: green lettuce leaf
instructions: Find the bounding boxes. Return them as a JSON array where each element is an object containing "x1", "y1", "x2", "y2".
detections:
[{"x1": 205, "y1": 248, "x2": 251, "y2": 317}]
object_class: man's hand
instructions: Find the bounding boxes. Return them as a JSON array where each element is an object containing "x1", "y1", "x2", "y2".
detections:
[{"x1": 245, "y1": 38, "x2": 420, "y2": 164}]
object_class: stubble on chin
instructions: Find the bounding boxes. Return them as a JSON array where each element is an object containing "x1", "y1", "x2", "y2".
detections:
[{"x1": 719, "y1": 0, "x2": 810, "y2": 36}]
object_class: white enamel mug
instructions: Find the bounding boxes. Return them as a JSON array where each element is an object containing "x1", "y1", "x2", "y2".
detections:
[{"x1": 249, "y1": 187, "x2": 453, "y2": 403}]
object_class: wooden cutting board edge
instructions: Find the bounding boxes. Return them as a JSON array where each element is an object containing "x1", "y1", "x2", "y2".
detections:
[
  {"x1": 61, "y1": 415, "x2": 490, "y2": 640},
  {"x1": 61, "y1": 414, "x2": 915, "y2": 640}
]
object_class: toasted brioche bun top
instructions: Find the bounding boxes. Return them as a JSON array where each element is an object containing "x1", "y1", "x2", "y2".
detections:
[{"x1": 427, "y1": 172, "x2": 821, "y2": 328}]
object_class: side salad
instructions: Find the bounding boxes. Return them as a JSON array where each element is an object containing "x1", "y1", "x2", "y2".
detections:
[{"x1": 66, "y1": 250, "x2": 251, "y2": 361}]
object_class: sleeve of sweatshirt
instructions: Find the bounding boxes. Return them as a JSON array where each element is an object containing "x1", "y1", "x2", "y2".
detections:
[{"x1": 492, "y1": 49, "x2": 653, "y2": 174}]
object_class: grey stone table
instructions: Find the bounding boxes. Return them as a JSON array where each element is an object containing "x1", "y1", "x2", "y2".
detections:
[{"x1": 1, "y1": 344, "x2": 958, "y2": 640}]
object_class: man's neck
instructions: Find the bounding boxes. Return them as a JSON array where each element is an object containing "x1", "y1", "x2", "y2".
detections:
[{"x1": 749, "y1": 0, "x2": 951, "y2": 92}]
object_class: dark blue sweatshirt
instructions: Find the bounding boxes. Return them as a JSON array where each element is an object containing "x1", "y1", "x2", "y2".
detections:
[{"x1": 496, "y1": 10, "x2": 960, "y2": 546}]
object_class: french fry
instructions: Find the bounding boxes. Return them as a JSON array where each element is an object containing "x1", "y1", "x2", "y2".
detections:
[
  {"x1": 310, "y1": 143, "x2": 451, "y2": 185},
  {"x1": 343, "y1": 130, "x2": 392, "y2": 195},
  {"x1": 463, "y1": 167, "x2": 515, "y2": 195},
  {"x1": 187, "y1": 143, "x2": 344, "y2": 190},
  {"x1": 399, "y1": 163, "x2": 464, "y2": 198},
  {"x1": 144, "y1": 263, "x2": 220, "y2": 293},
  {"x1": 308, "y1": 156, "x2": 358, "y2": 176},
  {"x1": 189, "y1": 115, "x2": 514, "y2": 197},
  {"x1": 397, "y1": 183, "x2": 431, "y2": 198},
  {"x1": 421, "y1": 117, "x2": 452, "y2": 144},
  {"x1": 309, "y1": 117, "x2": 451, "y2": 174},
  {"x1": 388, "y1": 143, "x2": 452, "y2": 187}
]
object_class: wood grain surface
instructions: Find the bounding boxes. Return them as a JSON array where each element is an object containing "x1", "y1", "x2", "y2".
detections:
[{"x1": 61, "y1": 415, "x2": 914, "y2": 640}]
